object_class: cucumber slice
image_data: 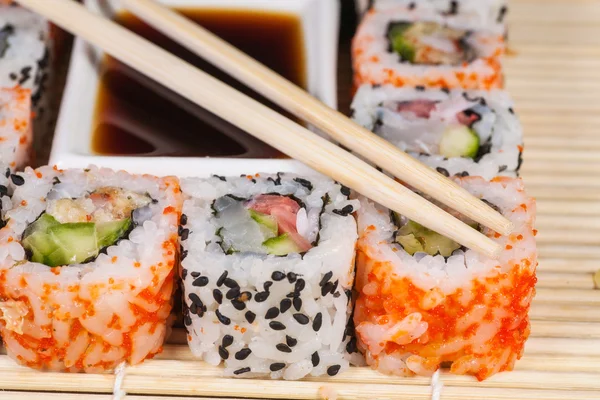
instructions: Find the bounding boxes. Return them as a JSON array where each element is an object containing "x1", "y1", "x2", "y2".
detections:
[
  {"x1": 439, "y1": 126, "x2": 480, "y2": 158},
  {"x1": 249, "y1": 210, "x2": 278, "y2": 238},
  {"x1": 396, "y1": 220, "x2": 461, "y2": 257},
  {"x1": 23, "y1": 213, "x2": 60, "y2": 239},
  {"x1": 48, "y1": 223, "x2": 99, "y2": 265},
  {"x1": 97, "y1": 218, "x2": 131, "y2": 249},
  {"x1": 262, "y1": 233, "x2": 301, "y2": 256},
  {"x1": 388, "y1": 23, "x2": 416, "y2": 62}
]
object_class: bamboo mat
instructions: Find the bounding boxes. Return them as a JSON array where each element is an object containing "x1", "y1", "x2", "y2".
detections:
[{"x1": 1, "y1": 0, "x2": 600, "y2": 399}]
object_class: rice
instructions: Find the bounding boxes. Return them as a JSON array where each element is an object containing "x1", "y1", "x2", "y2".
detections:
[
  {"x1": 0, "y1": 165, "x2": 182, "y2": 372},
  {"x1": 180, "y1": 173, "x2": 363, "y2": 379},
  {"x1": 0, "y1": 86, "x2": 32, "y2": 172}
]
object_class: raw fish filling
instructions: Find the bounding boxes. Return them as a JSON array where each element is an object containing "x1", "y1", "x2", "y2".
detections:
[
  {"x1": 387, "y1": 21, "x2": 475, "y2": 66},
  {"x1": 376, "y1": 97, "x2": 495, "y2": 159},
  {"x1": 21, "y1": 187, "x2": 152, "y2": 267},
  {"x1": 212, "y1": 194, "x2": 318, "y2": 255}
]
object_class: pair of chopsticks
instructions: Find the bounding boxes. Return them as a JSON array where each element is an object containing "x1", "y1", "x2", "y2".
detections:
[{"x1": 16, "y1": 0, "x2": 513, "y2": 258}]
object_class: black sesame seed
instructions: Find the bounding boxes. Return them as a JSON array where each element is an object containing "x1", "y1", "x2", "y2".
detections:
[
  {"x1": 408, "y1": 2, "x2": 416, "y2": 10},
  {"x1": 231, "y1": 299, "x2": 246, "y2": 311},
  {"x1": 330, "y1": 280, "x2": 339, "y2": 294},
  {"x1": 293, "y1": 177, "x2": 313, "y2": 191},
  {"x1": 313, "y1": 312, "x2": 323, "y2": 332},
  {"x1": 180, "y1": 228, "x2": 189, "y2": 241},
  {"x1": 294, "y1": 279, "x2": 305, "y2": 293},
  {"x1": 346, "y1": 337, "x2": 357, "y2": 353},
  {"x1": 269, "y1": 321, "x2": 286, "y2": 331},
  {"x1": 265, "y1": 307, "x2": 280, "y2": 319},
  {"x1": 311, "y1": 352, "x2": 320, "y2": 367},
  {"x1": 280, "y1": 298, "x2": 292, "y2": 313},
  {"x1": 235, "y1": 348, "x2": 252, "y2": 360},
  {"x1": 441, "y1": 88, "x2": 450, "y2": 94},
  {"x1": 287, "y1": 272, "x2": 297, "y2": 283},
  {"x1": 183, "y1": 308, "x2": 192, "y2": 326},
  {"x1": 238, "y1": 291, "x2": 252, "y2": 302},
  {"x1": 226, "y1": 287, "x2": 241, "y2": 300},
  {"x1": 415, "y1": 85, "x2": 425, "y2": 91},
  {"x1": 188, "y1": 293, "x2": 204, "y2": 307},
  {"x1": 276, "y1": 343, "x2": 292, "y2": 353},
  {"x1": 340, "y1": 185, "x2": 351, "y2": 197},
  {"x1": 255, "y1": 291, "x2": 270, "y2": 302},
  {"x1": 189, "y1": 302, "x2": 198, "y2": 315},
  {"x1": 270, "y1": 363, "x2": 286, "y2": 372},
  {"x1": 286, "y1": 336, "x2": 297, "y2": 347},
  {"x1": 319, "y1": 271, "x2": 333, "y2": 287},
  {"x1": 333, "y1": 292, "x2": 341, "y2": 298},
  {"x1": 178, "y1": 225, "x2": 184, "y2": 236},
  {"x1": 293, "y1": 297, "x2": 302, "y2": 312},
  {"x1": 181, "y1": 250, "x2": 188, "y2": 261},
  {"x1": 508, "y1": 107, "x2": 515, "y2": 114},
  {"x1": 245, "y1": 311, "x2": 256, "y2": 324},
  {"x1": 332, "y1": 205, "x2": 354, "y2": 217},
  {"x1": 498, "y1": 165, "x2": 508, "y2": 172},
  {"x1": 190, "y1": 271, "x2": 201, "y2": 278},
  {"x1": 222, "y1": 335, "x2": 234, "y2": 347},
  {"x1": 263, "y1": 281, "x2": 273, "y2": 292},
  {"x1": 322, "y1": 282, "x2": 334, "y2": 296},
  {"x1": 233, "y1": 367, "x2": 251, "y2": 375},
  {"x1": 213, "y1": 289, "x2": 223, "y2": 304},
  {"x1": 224, "y1": 278, "x2": 238, "y2": 289},
  {"x1": 180, "y1": 214, "x2": 188, "y2": 225},
  {"x1": 215, "y1": 309, "x2": 231, "y2": 325},
  {"x1": 327, "y1": 365, "x2": 341, "y2": 376},
  {"x1": 10, "y1": 174, "x2": 24, "y2": 186},
  {"x1": 271, "y1": 271, "x2": 286, "y2": 281},
  {"x1": 192, "y1": 276, "x2": 209, "y2": 287},
  {"x1": 0, "y1": 185, "x2": 7, "y2": 196},
  {"x1": 293, "y1": 313, "x2": 309, "y2": 325},
  {"x1": 181, "y1": 268, "x2": 188, "y2": 280},
  {"x1": 436, "y1": 167, "x2": 450, "y2": 177},
  {"x1": 218, "y1": 345, "x2": 229, "y2": 360},
  {"x1": 216, "y1": 271, "x2": 228, "y2": 287},
  {"x1": 213, "y1": 175, "x2": 227, "y2": 181}
]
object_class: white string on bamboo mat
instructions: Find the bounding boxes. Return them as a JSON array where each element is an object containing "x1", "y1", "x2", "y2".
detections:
[{"x1": 112, "y1": 362, "x2": 127, "y2": 400}]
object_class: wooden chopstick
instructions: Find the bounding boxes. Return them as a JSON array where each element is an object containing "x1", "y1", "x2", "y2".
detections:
[
  {"x1": 120, "y1": 0, "x2": 513, "y2": 238},
  {"x1": 16, "y1": 0, "x2": 501, "y2": 258}
]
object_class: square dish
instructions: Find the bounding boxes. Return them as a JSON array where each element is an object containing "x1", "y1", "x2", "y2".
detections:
[{"x1": 49, "y1": 0, "x2": 340, "y2": 177}]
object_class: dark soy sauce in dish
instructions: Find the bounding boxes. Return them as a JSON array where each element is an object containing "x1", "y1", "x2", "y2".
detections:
[{"x1": 92, "y1": 8, "x2": 306, "y2": 157}]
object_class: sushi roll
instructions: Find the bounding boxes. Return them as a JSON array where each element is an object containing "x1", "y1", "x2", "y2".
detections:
[
  {"x1": 0, "y1": 4, "x2": 53, "y2": 125},
  {"x1": 352, "y1": 6, "x2": 504, "y2": 90},
  {"x1": 354, "y1": 175, "x2": 537, "y2": 380},
  {"x1": 0, "y1": 86, "x2": 32, "y2": 173},
  {"x1": 0, "y1": 165, "x2": 182, "y2": 372},
  {"x1": 351, "y1": 84, "x2": 523, "y2": 179},
  {"x1": 180, "y1": 173, "x2": 361, "y2": 379}
]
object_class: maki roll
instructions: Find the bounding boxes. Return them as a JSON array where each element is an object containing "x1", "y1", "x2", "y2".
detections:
[
  {"x1": 354, "y1": 176, "x2": 537, "y2": 380},
  {"x1": 0, "y1": 165, "x2": 182, "y2": 372},
  {"x1": 0, "y1": 4, "x2": 53, "y2": 125},
  {"x1": 352, "y1": 6, "x2": 504, "y2": 90},
  {"x1": 0, "y1": 86, "x2": 32, "y2": 172},
  {"x1": 351, "y1": 84, "x2": 523, "y2": 179},
  {"x1": 180, "y1": 173, "x2": 361, "y2": 379}
]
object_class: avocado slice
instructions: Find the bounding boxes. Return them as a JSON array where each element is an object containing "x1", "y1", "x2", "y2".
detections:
[
  {"x1": 97, "y1": 218, "x2": 131, "y2": 249},
  {"x1": 388, "y1": 23, "x2": 416, "y2": 62},
  {"x1": 23, "y1": 213, "x2": 60, "y2": 239},
  {"x1": 48, "y1": 223, "x2": 99, "y2": 266},
  {"x1": 396, "y1": 220, "x2": 461, "y2": 257},
  {"x1": 249, "y1": 210, "x2": 278, "y2": 238},
  {"x1": 439, "y1": 126, "x2": 480, "y2": 158},
  {"x1": 262, "y1": 233, "x2": 301, "y2": 256}
]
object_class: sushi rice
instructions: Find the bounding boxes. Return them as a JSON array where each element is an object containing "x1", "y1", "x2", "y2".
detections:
[
  {"x1": 354, "y1": 175, "x2": 537, "y2": 380},
  {"x1": 351, "y1": 84, "x2": 523, "y2": 179},
  {"x1": 0, "y1": 86, "x2": 32, "y2": 172},
  {"x1": 352, "y1": 6, "x2": 505, "y2": 90},
  {"x1": 180, "y1": 173, "x2": 362, "y2": 380},
  {"x1": 0, "y1": 165, "x2": 182, "y2": 372}
]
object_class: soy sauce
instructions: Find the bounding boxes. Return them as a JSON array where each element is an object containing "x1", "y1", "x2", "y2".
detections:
[{"x1": 92, "y1": 9, "x2": 306, "y2": 157}]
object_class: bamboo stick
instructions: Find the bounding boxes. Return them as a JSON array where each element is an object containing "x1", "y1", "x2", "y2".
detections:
[
  {"x1": 530, "y1": 321, "x2": 600, "y2": 339},
  {"x1": 14, "y1": 0, "x2": 504, "y2": 258},
  {"x1": 538, "y1": 245, "x2": 600, "y2": 260},
  {"x1": 537, "y1": 259, "x2": 600, "y2": 274},
  {"x1": 535, "y1": 276, "x2": 597, "y2": 291},
  {"x1": 116, "y1": 0, "x2": 512, "y2": 240},
  {"x1": 530, "y1": 303, "x2": 600, "y2": 322}
]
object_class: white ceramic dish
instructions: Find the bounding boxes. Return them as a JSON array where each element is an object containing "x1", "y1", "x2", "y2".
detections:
[{"x1": 50, "y1": 0, "x2": 339, "y2": 177}]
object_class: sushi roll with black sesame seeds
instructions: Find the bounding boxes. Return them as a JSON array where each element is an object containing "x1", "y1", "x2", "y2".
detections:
[
  {"x1": 180, "y1": 173, "x2": 362, "y2": 379},
  {"x1": 351, "y1": 84, "x2": 523, "y2": 179},
  {"x1": 0, "y1": 4, "x2": 53, "y2": 133},
  {"x1": 0, "y1": 165, "x2": 182, "y2": 372}
]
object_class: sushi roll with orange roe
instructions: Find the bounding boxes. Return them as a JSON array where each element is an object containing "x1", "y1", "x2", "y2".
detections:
[
  {"x1": 354, "y1": 175, "x2": 537, "y2": 380},
  {"x1": 352, "y1": 5, "x2": 505, "y2": 90},
  {"x1": 0, "y1": 165, "x2": 181, "y2": 372}
]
